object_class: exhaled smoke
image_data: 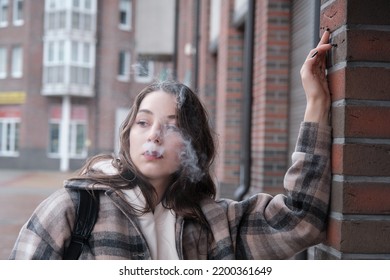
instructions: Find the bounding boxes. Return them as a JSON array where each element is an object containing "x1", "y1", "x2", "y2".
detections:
[
  {"x1": 142, "y1": 141, "x2": 165, "y2": 158},
  {"x1": 178, "y1": 137, "x2": 204, "y2": 183},
  {"x1": 176, "y1": 86, "x2": 186, "y2": 109},
  {"x1": 141, "y1": 128, "x2": 204, "y2": 182}
]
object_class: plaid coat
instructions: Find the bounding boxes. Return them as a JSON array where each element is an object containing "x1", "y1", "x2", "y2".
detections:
[{"x1": 9, "y1": 122, "x2": 331, "y2": 260}]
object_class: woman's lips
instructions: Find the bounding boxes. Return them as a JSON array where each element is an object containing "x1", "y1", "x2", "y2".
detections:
[
  {"x1": 142, "y1": 142, "x2": 165, "y2": 160},
  {"x1": 143, "y1": 151, "x2": 163, "y2": 160}
]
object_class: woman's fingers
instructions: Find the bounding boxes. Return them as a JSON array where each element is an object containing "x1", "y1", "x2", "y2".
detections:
[
  {"x1": 307, "y1": 43, "x2": 332, "y2": 61},
  {"x1": 305, "y1": 31, "x2": 332, "y2": 61},
  {"x1": 317, "y1": 30, "x2": 331, "y2": 47}
]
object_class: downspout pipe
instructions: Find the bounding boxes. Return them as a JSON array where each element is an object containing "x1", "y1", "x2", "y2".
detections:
[
  {"x1": 234, "y1": 0, "x2": 255, "y2": 201},
  {"x1": 193, "y1": 0, "x2": 201, "y2": 90},
  {"x1": 173, "y1": 0, "x2": 179, "y2": 80},
  {"x1": 94, "y1": 0, "x2": 102, "y2": 156}
]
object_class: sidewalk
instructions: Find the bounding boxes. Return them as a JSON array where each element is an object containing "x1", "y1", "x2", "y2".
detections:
[{"x1": 0, "y1": 169, "x2": 74, "y2": 259}]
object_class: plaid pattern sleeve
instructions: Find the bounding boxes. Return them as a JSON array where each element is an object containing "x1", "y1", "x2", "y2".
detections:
[
  {"x1": 192, "y1": 122, "x2": 332, "y2": 259},
  {"x1": 9, "y1": 189, "x2": 76, "y2": 259}
]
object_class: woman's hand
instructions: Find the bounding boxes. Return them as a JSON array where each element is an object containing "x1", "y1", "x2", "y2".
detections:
[{"x1": 300, "y1": 30, "x2": 333, "y2": 126}]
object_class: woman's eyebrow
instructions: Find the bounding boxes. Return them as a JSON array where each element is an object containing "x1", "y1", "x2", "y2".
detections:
[
  {"x1": 138, "y1": 109, "x2": 176, "y2": 120},
  {"x1": 138, "y1": 109, "x2": 153, "y2": 115},
  {"x1": 167, "y1": 114, "x2": 176, "y2": 120}
]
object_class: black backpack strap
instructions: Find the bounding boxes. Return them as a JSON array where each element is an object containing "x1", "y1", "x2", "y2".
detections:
[{"x1": 64, "y1": 190, "x2": 99, "y2": 260}]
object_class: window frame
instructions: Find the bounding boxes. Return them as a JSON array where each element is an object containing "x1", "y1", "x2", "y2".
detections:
[
  {"x1": 134, "y1": 58, "x2": 154, "y2": 83},
  {"x1": 11, "y1": 45, "x2": 23, "y2": 78},
  {"x1": 13, "y1": 0, "x2": 24, "y2": 26},
  {"x1": 48, "y1": 120, "x2": 88, "y2": 159},
  {"x1": 0, "y1": 0, "x2": 8, "y2": 27},
  {"x1": 69, "y1": 40, "x2": 94, "y2": 86},
  {"x1": 118, "y1": 0, "x2": 131, "y2": 30},
  {"x1": 0, "y1": 117, "x2": 20, "y2": 157},
  {"x1": 117, "y1": 50, "x2": 130, "y2": 81},
  {"x1": 0, "y1": 47, "x2": 7, "y2": 78}
]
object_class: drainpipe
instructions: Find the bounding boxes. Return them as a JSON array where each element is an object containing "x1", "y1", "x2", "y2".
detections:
[
  {"x1": 173, "y1": 0, "x2": 179, "y2": 80},
  {"x1": 93, "y1": 0, "x2": 102, "y2": 157},
  {"x1": 234, "y1": 0, "x2": 255, "y2": 201},
  {"x1": 313, "y1": 0, "x2": 320, "y2": 47},
  {"x1": 193, "y1": 0, "x2": 201, "y2": 90}
]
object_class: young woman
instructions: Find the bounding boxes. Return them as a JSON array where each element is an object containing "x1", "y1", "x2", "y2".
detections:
[{"x1": 10, "y1": 31, "x2": 333, "y2": 260}]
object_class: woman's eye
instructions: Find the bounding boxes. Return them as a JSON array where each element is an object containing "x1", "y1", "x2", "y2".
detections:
[
  {"x1": 136, "y1": 120, "x2": 148, "y2": 127},
  {"x1": 165, "y1": 124, "x2": 179, "y2": 132}
]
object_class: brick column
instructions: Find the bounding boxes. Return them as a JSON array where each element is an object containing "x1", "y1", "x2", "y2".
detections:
[
  {"x1": 214, "y1": 0, "x2": 244, "y2": 185},
  {"x1": 250, "y1": 0, "x2": 290, "y2": 196},
  {"x1": 316, "y1": 0, "x2": 390, "y2": 259},
  {"x1": 198, "y1": 0, "x2": 217, "y2": 126}
]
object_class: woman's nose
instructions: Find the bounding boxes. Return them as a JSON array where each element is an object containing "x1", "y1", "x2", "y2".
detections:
[{"x1": 148, "y1": 126, "x2": 163, "y2": 143}]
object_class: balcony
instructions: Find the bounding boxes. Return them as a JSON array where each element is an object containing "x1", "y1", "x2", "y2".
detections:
[{"x1": 41, "y1": 0, "x2": 96, "y2": 97}]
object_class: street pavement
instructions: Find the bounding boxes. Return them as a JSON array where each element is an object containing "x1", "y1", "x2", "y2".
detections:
[{"x1": 0, "y1": 169, "x2": 74, "y2": 259}]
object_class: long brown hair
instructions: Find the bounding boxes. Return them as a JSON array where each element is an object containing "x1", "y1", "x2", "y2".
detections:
[{"x1": 72, "y1": 80, "x2": 217, "y2": 224}]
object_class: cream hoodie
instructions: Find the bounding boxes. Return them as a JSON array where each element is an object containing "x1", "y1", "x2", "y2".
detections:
[{"x1": 94, "y1": 160, "x2": 179, "y2": 260}]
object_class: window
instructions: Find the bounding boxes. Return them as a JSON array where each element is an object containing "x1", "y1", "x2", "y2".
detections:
[
  {"x1": 71, "y1": 41, "x2": 78, "y2": 62},
  {"x1": 11, "y1": 45, "x2": 23, "y2": 78},
  {"x1": 49, "y1": 121, "x2": 87, "y2": 157},
  {"x1": 0, "y1": 118, "x2": 20, "y2": 156},
  {"x1": 0, "y1": 47, "x2": 7, "y2": 78},
  {"x1": 48, "y1": 106, "x2": 88, "y2": 158},
  {"x1": 46, "y1": 0, "x2": 95, "y2": 31},
  {"x1": 69, "y1": 41, "x2": 93, "y2": 86},
  {"x1": 85, "y1": 0, "x2": 91, "y2": 10},
  {"x1": 119, "y1": 0, "x2": 131, "y2": 30},
  {"x1": 46, "y1": 10, "x2": 66, "y2": 30},
  {"x1": 43, "y1": 40, "x2": 94, "y2": 87},
  {"x1": 13, "y1": 0, "x2": 23, "y2": 25},
  {"x1": 48, "y1": 41, "x2": 55, "y2": 62},
  {"x1": 117, "y1": 51, "x2": 130, "y2": 81},
  {"x1": 42, "y1": 0, "x2": 96, "y2": 96},
  {"x1": 70, "y1": 122, "x2": 87, "y2": 156},
  {"x1": 43, "y1": 41, "x2": 66, "y2": 84},
  {"x1": 0, "y1": 0, "x2": 8, "y2": 27},
  {"x1": 71, "y1": 11, "x2": 80, "y2": 29},
  {"x1": 83, "y1": 43, "x2": 90, "y2": 63},
  {"x1": 48, "y1": 0, "x2": 56, "y2": 9},
  {"x1": 58, "y1": 40, "x2": 65, "y2": 62},
  {"x1": 48, "y1": 122, "x2": 60, "y2": 154},
  {"x1": 73, "y1": 0, "x2": 80, "y2": 8},
  {"x1": 71, "y1": 0, "x2": 94, "y2": 31},
  {"x1": 135, "y1": 58, "x2": 154, "y2": 83},
  {"x1": 58, "y1": 10, "x2": 66, "y2": 28}
]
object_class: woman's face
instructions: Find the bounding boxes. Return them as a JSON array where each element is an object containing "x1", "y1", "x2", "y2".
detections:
[{"x1": 129, "y1": 90, "x2": 184, "y2": 189}]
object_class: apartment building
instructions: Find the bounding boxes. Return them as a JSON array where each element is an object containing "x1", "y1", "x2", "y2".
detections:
[{"x1": 0, "y1": 0, "x2": 175, "y2": 171}]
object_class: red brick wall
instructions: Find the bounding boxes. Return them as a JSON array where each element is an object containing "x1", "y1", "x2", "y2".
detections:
[
  {"x1": 214, "y1": 0, "x2": 244, "y2": 184},
  {"x1": 4, "y1": 0, "x2": 46, "y2": 149},
  {"x1": 176, "y1": 0, "x2": 196, "y2": 86},
  {"x1": 197, "y1": 0, "x2": 217, "y2": 127},
  {"x1": 316, "y1": 0, "x2": 390, "y2": 259},
  {"x1": 250, "y1": 0, "x2": 290, "y2": 195},
  {"x1": 94, "y1": 0, "x2": 135, "y2": 152}
]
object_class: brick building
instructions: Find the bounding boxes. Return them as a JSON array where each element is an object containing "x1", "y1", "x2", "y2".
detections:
[
  {"x1": 175, "y1": 0, "x2": 390, "y2": 259},
  {"x1": 1, "y1": 0, "x2": 389, "y2": 260},
  {"x1": 0, "y1": 0, "x2": 174, "y2": 171}
]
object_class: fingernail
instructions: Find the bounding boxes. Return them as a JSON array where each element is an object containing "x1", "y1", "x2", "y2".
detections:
[{"x1": 311, "y1": 51, "x2": 318, "y2": 58}]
